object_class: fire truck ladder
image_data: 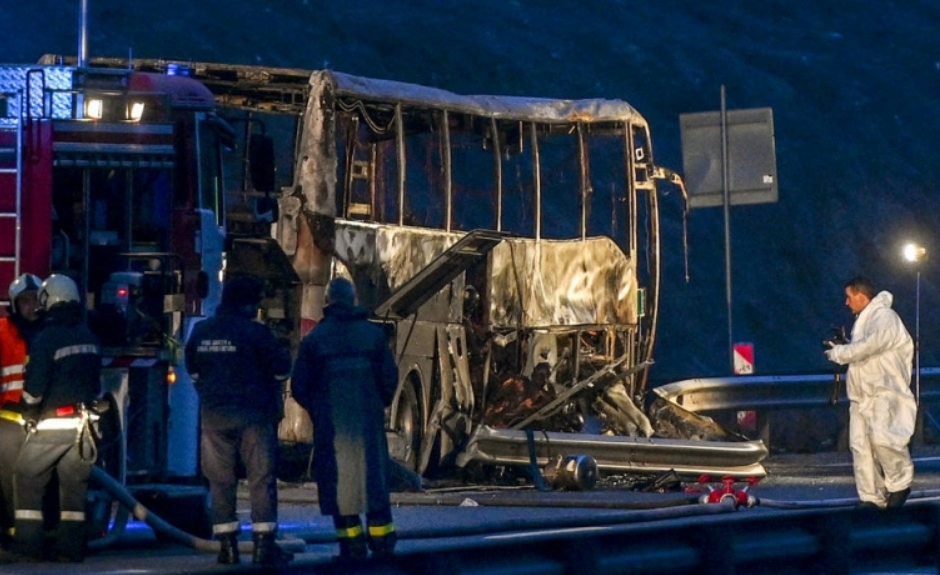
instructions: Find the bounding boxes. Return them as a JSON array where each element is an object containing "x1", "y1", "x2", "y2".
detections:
[{"x1": 0, "y1": 91, "x2": 24, "y2": 283}]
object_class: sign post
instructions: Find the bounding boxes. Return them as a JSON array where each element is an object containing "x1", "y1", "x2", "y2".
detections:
[{"x1": 680, "y1": 89, "x2": 778, "y2": 373}]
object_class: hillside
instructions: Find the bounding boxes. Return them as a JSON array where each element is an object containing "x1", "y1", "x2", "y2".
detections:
[{"x1": 3, "y1": 1, "x2": 939, "y2": 382}]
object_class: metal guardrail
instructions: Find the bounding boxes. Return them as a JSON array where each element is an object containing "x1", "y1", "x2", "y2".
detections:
[
  {"x1": 273, "y1": 501, "x2": 940, "y2": 574},
  {"x1": 457, "y1": 426, "x2": 769, "y2": 477},
  {"x1": 654, "y1": 367, "x2": 940, "y2": 412}
]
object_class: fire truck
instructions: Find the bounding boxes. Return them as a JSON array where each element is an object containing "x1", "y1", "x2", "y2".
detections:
[
  {"x1": 0, "y1": 56, "x2": 767, "y2": 516},
  {"x1": 0, "y1": 60, "x2": 301, "y2": 502}
]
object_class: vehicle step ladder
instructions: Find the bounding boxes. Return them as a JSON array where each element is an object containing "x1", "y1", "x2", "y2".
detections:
[{"x1": 0, "y1": 94, "x2": 24, "y2": 299}]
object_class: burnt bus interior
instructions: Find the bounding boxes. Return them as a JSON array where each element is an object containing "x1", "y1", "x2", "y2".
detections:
[
  {"x1": 318, "y1": 89, "x2": 659, "y2": 437},
  {"x1": 213, "y1": 73, "x2": 654, "y2": 440}
]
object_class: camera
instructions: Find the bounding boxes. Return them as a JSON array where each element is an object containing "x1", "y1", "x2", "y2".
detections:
[{"x1": 823, "y1": 326, "x2": 848, "y2": 349}]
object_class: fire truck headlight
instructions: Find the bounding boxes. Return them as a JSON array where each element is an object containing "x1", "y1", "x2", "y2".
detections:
[
  {"x1": 86, "y1": 98, "x2": 104, "y2": 120},
  {"x1": 128, "y1": 101, "x2": 145, "y2": 122}
]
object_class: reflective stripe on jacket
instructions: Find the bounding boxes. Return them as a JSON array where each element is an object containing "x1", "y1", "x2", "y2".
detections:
[{"x1": 0, "y1": 317, "x2": 27, "y2": 407}]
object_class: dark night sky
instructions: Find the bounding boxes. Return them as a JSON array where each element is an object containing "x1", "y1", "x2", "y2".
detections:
[{"x1": 4, "y1": 0, "x2": 940, "y2": 383}]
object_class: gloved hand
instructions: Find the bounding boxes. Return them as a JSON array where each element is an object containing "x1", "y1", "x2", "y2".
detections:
[
  {"x1": 824, "y1": 348, "x2": 836, "y2": 362},
  {"x1": 21, "y1": 403, "x2": 40, "y2": 433}
]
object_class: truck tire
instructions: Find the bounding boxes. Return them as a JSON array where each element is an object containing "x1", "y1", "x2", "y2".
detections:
[{"x1": 394, "y1": 380, "x2": 423, "y2": 473}]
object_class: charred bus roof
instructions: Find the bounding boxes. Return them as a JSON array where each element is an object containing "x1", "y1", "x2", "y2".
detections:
[{"x1": 42, "y1": 56, "x2": 649, "y2": 128}]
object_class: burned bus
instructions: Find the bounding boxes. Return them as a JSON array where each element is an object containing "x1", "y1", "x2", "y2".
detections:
[{"x1": 267, "y1": 70, "x2": 671, "y2": 474}]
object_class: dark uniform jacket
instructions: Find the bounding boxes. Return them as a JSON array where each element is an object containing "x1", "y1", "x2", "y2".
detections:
[
  {"x1": 23, "y1": 302, "x2": 100, "y2": 418},
  {"x1": 291, "y1": 301, "x2": 399, "y2": 516},
  {"x1": 185, "y1": 305, "x2": 291, "y2": 429}
]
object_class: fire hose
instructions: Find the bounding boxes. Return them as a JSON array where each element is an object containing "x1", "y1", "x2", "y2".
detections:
[
  {"x1": 88, "y1": 463, "x2": 940, "y2": 551},
  {"x1": 87, "y1": 466, "x2": 304, "y2": 554}
]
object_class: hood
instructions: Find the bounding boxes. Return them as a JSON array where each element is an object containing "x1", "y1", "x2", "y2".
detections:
[{"x1": 867, "y1": 290, "x2": 894, "y2": 312}]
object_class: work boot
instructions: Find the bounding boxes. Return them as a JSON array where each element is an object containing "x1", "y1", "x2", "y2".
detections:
[
  {"x1": 217, "y1": 533, "x2": 240, "y2": 565},
  {"x1": 252, "y1": 532, "x2": 293, "y2": 566},
  {"x1": 886, "y1": 487, "x2": 911, "y2": 509},
  {"x1": 368, "y1": 525, "x2": 397, "y2": 559},
  {"x1": 336, "y1": 534, "x2": 368, "y2": 563}
]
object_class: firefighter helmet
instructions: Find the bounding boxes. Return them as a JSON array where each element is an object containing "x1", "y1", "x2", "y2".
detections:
[
  {"x1": 8, "y1": 273, "x2": 42, "y2": 314},
  {"x1": 38, "y1": 274, "x2": 80, "y2": 310}
]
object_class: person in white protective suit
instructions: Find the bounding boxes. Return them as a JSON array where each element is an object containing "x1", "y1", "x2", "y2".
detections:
[{"x1": 825, "y1": 276, "x2": 916, "y2": 509}]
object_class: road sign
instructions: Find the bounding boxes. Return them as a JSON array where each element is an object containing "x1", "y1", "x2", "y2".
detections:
[
  {"x1": 679, "y1": 107, "x2": 778, "y2": 209},
  {"x1": 733, "y1": 342, "x2": 754, "y2": 375}
]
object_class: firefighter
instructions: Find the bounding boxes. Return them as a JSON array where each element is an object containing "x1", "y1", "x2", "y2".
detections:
[
  {"x1": 11, "y1": 274, "x2": 100, "y2": 562},
  {"x1": 184, "y1": 274, "x2": 293, "y2": 566},
  {"x1": 0, "y1": 274, "x2": 44, "y2": 548},
  {"x1": 291, "y1": 277, "x2": 399, "y2": 562}
]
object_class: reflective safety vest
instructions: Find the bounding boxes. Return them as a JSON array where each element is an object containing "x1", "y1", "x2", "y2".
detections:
[{"x1": 0, "y1": 317, "x2": 27, "y2": 408}]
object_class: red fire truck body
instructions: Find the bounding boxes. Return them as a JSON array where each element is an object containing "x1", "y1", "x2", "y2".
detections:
[{"x1": 0, "y1": 64, "x2": 236, "y2": 485}]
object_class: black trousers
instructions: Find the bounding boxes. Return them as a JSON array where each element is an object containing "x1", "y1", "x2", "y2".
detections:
[
  {"x1": 0, "y1": 417, "x2": 25, "y2": 536},
  {"x1": 201, "y1": 421, "x2": 278, "y2": 536},
  {"x1": 14, "y1": 427, "x2": 94, "y2": 560}
]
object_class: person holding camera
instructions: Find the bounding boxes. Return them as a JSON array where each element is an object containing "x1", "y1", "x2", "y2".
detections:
[{"x1": 825, "y1": 276, "x2": 916, "y2": 509}]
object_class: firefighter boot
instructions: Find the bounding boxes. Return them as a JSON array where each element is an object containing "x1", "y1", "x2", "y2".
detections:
[
  {"x1": 337, "y1": 534, "x2": 368, "y2": 562},
  {"x1": 334, "y1": 515, "x2": 367, "y2": 563},
  {"x1": 217, "y1": 533, "x2": 240, "y2": 565},
  {"x1": 252, "y1": 532, "x2": 293, "y2": 566},
  {"x1": 368, "y1": 523, "x2": 397, "y2": 559}
]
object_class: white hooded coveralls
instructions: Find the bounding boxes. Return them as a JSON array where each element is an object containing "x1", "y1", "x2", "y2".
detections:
[{"x1": 826, "y1": 290, "x2": 916, "y2": 506}]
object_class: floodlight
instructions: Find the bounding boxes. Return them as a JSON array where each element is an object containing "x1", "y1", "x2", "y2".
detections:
[
  {"x1": 903, "y1": 243, "x2": 926, "y2": 263},
  {"x1": 86, "y1": 98, "x2": 103, "y2": 120}
]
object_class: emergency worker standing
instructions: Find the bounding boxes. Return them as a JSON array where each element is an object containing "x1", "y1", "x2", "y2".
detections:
[
  {"x1": 184, "y1": 274, "x2": 293, "y2": 566},
  {"x1": 13, "y1": 274, "x2": 100, "y2": 562},
  {"x1": 291, "y1": 277, "x2": 399, "y2": 562},
  {"x1": 825, "y1": 276, "x2": 916, "y2": 509},
  {"x1": 0, "y1": 274, "x2": 43, "y2": 548}
]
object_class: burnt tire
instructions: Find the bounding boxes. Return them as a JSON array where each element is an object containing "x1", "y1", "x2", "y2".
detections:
[{"x1": 394, "y1": 381, "x2": 423, "y2": 473}]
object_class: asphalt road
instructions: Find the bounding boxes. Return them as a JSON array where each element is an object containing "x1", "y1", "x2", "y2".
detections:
[{"x1": 4, "y1": 446, "x2": 940, "y2": 574}]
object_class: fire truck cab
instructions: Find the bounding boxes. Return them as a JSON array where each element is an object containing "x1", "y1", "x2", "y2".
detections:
[{"x1": 0, "y1": 63, "x2": 246, "y2": 488}]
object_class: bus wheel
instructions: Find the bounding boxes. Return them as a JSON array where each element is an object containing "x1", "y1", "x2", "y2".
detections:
[{"x1": 394, "y1": 381, "x2": 422, "y2": 473}]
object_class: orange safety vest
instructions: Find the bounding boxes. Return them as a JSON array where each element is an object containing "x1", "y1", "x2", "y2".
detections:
[{"x1": 0, "y1": 317, "x2": 27, "y2": 408}]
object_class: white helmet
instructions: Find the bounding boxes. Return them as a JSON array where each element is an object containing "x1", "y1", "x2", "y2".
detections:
[
  {"x1": 8, "y1": 273, "x2": 42, "y2": 314},
  {"x1": 38, "y1": 274, "x2": 80, "y2": 310}
]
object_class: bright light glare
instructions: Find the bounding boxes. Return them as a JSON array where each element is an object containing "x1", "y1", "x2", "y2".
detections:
[
  {"x1": 128, "y1": 101, "x2": 145, "y2": 121},
  {"x1": 903, "y1": 243, "x2": 927, "y2": 263},
  {"x1": 86, "y1": 98, "x2": 103, "y2": 119}
]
